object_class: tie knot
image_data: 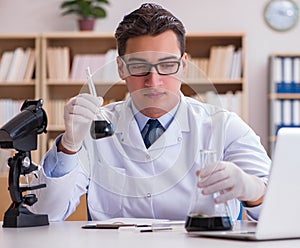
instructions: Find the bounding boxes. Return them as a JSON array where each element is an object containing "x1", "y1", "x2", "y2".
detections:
[
  {"x1": 147, "y1": 119, "x2": 160, "y2": 128},
  {"x1": 142, "y1": 119, "x2": 164, "y2": 148}
]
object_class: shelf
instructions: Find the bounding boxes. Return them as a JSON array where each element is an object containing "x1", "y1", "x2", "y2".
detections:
[
  {"x1": 185, "y1": 33, "x2": 244, "y2": 58},
  {"x1": 46, "y1": 80, "x2": 126, "y2": 86},
  {"x1": 184, "y1": 78, "x2": 243, "y2": 84},
  {"x1": 0, "y1": 82, "x2": 36, "y2": 99},
  {"x1": 46, "y1": 79, "x2": 242, "y2": 86},
  {"x1": 0, "y1": 81, "x2": 35, "y2": 85},
  {"x1": 269, "y1": 93, "x2": 300, "y2": 99}
]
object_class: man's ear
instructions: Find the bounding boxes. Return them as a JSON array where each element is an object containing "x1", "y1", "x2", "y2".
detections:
[
  {"x1": 181, "y1": 52, "x2": 188, "y2": 77},
  {"x1": 116, "y1": 56, "x2": 126, "y2": 80}
]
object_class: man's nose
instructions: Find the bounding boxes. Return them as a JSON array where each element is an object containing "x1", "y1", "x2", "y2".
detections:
[{"x1": 145, "y1": 68, "x2": 161, "y2": 86}]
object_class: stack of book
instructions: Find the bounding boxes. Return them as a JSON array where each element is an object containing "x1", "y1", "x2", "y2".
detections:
[
  {"x1": 270, "y1": 55, "x2": 300, "y2": 134},
  {"x1": 46, "y1": 47, "x2": 70, "y2": 81},
  {"x1": 0, "y1": 99, "x2": 24, "y2": 126},
  {"x1": 46, "y1": 47, "x2": 120, "y2": 82},
  {"x1": 47, "y1": 99, "x2": 67, "y2": 126},
  {"x1": 71, "y1": 49, "x2": 119, "y2": 82},
  {"x1": 272, "y1": 99, "x2": 300, "y2": 133},
  {"x1": 191, "y1": 90, "x2": 243, "y2": 117},
  {"x1": 0, "y1": 47, "x2": 35, "y2": 82},
  {"x1": 187, "y1": 57, "x2": 209, "y2": 80},
  {"x1": 187, "y1": 45, "x2": 242, "y2": 81},
  {"x1": 272, "y1": 56, "x2": 300, "y2": 93}
]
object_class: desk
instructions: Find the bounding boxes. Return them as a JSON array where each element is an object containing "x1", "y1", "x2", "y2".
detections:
[{"x1": 1, "y1": 221, "x2": 300, "y2": 248}]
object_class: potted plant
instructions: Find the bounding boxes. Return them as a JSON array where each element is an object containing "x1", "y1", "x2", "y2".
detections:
[{"x1": 60, "y1": 0, "x2": 110, "y2": 31}]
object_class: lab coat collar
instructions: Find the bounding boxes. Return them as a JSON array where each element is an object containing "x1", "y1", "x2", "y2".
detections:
[{"x1": 114, "y1": 93, "x2": 190, "y2": 150}]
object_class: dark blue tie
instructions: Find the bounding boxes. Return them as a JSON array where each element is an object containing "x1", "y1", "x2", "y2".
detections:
[{"x1": 142, "y1": 119, "x2": 163, "y2": 148}]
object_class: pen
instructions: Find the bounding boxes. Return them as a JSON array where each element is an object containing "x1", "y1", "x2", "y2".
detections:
[
  {"x1": 151, "y1": 220, "x2": 185, "y2": 227},
  {"x1": 118, "y1": 226, "x2": 174, "y2": 232},
  {"x1": 138, "y1": 227, "x2": 173, "y2": 233},
  {"x1": 81, "y1": 223, "x2": 152, "y2": 229}
]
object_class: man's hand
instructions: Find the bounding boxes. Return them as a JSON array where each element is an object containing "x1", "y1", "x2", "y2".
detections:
[
  {"x1": 197, "y1": 161, "x2": 266, "y2": 206},
  {"x1": 60, "y1": 93, "x2": 103, "y2": 153}
]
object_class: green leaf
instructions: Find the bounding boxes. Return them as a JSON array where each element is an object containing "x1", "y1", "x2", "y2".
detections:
[
  {"x1": 95, "y1": 0, "x2": 110, "y2": 4},
  {"x1": 60, "y1": 0, "x2": 109, "y2": 18},
  {"x1": 60, "y1": 1, "x2": 78, "y2": 9},
  {"x1": 91, "y1": 7, "x2": 106, "y2": 18}
]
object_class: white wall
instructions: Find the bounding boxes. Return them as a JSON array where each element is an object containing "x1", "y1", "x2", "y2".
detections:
[{"x1": 1, "y1": 0, "x2": 300, "y2": 149}]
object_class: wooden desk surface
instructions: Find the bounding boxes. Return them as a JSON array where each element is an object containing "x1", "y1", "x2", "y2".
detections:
[{"x1": 1, "y1": 221, "x2": 300, "y2": 248}]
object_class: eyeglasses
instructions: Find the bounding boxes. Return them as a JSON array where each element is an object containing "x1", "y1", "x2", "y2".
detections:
[{"x1": 123, "y1": 58, "x2": 182, "y2": 77}]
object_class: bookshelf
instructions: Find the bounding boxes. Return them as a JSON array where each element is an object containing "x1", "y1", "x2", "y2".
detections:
[
  {"x1": 0, "y1": 34, "x2": 41, "y2": 162},
  {"x1": 185, "y1": 33, "x2": 247, "y2": 119},
  {"x1": 268, "y1": 54, "x2": 300, "y2": 154},
  {"x1": 0, "y1": 34, "x2": 41, "y2": 221},
  {"x1": 40, "y1": 32, "x2": 122, "y2": 156}
]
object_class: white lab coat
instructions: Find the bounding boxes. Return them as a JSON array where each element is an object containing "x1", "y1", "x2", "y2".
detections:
[{"x1": 31, "y1": 95, "x2": 271, "y2": 221}]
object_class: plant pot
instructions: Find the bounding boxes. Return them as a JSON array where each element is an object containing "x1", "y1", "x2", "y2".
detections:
[{"x1": 78, "y1": 19, "x2": 95, "y2": 31}]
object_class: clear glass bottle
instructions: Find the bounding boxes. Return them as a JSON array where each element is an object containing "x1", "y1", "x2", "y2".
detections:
[{"x1": 185, "y1": 150, "x2": 233, "y2": 231}]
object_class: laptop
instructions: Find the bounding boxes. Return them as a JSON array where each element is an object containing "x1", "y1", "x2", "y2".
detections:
[{"x1": 187, "y1": 127, "x2": 300, "y2": 241}]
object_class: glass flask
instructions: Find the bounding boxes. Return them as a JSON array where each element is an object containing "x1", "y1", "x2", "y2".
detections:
[{"x1": 185, "y1": 150, "x2": 233, "y2": 231}]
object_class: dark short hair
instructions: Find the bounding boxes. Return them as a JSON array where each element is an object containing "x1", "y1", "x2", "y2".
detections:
[{"x1": 115, "y1": 3, "x2": 186, "y2": 57}]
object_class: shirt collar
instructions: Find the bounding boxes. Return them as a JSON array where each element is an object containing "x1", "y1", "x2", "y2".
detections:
[{"x1": 132, "y1": 100, "x2": 180, "y2": 132}]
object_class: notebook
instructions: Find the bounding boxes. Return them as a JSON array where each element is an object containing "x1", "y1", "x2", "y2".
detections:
[{"x1": 187, "y1": 127, "x2": 300, "y2": 240}]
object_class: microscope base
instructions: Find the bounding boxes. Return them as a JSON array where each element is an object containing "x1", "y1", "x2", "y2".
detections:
[{"x1": 2, "y1": 204, "x2": 49, "y2": 228}]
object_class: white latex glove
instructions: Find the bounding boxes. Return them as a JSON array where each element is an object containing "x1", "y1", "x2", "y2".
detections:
[
  {"x1": 197, "y1": 161, "x2": 266, "y2": 204},
  {"x1": 61, "y1": 93, "x2": 103, "y2": 152}
]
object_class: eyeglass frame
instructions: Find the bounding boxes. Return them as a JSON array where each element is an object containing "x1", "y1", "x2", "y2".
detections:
[{"x1": 121, "y1": 56, "x2": 183, "y2": 77}]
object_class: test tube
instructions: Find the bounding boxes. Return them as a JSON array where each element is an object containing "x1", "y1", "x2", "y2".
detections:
[{"x1": 86, "y1": 66, "x2": 114, "y2": 139}]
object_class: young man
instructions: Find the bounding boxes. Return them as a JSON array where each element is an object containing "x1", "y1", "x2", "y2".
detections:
[{"x1": 31, "y1": 3, "x2": 270, "y2": 221}]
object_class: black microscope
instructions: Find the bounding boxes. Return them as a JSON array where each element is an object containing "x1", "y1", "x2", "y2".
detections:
[{"x1": 0, "y1": 99, "x2": 49, "y2": 227}]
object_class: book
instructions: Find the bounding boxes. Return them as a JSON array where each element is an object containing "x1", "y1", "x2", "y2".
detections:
[
  {"x1": 207, "y1": 45, "x2": 236, "y2": 80},
  {"x1": 0, "y1": 51, "x2": 14, "y2": 81},
  {"x1": 71, "y1": 53, "x2": 107, "y2": 81},
  {"x1": 207, "y1": 46, "x2": 217, "y2": 79},
  {"x1": 293, "y1": 57, "x2": 300, "y2": 92},
  {"x1": 292, "y1": 100, "x2": 300, "y2": 125},
  {"x1": 283, "y1": 57, "x2": 292, "y2": 93},
  {"x1": 230, "y1": 48, "x2": 242, "y2": 79},
  {"x1": 60, "y1": 46, "x2": 70, "y2": 80},
  {"x1": 23, "y1": 48, "x2": 35, "y2": 81},
  {"x1": 222, "y1": 45, "x2": 235, "y2": 79},
  {"x1": 283, "y1": 99, "x2": 292, "y2": 126},
  {"x1": 103, "y1": 49, "x2": 119, "y2": 82},
  {"x1": 272, "y1": 56, "x2": 283, "y2": 93},
  {"x1": 16, "y1": 47, "x2": 32, "y2": 81},
  {"x1": 187, "y1": 57, "x2": 209, "y2": 80},
  {"x1": 6, "y1": 47, "x2": 25, "y2": 82},
  {"x1": 46, "y1": 47, "x2": 56, "y2": 79},
  {"x1": 273, "y1": 100, "x2": 282, "y2": 128}
]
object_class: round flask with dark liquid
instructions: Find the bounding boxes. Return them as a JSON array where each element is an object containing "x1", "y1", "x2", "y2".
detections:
[
  {"x1": 185, "y1": 213, "x2": 232, "y2": 231},
  {"x1": 90, "y1": 120, "x2": 114, "y2": 139}
]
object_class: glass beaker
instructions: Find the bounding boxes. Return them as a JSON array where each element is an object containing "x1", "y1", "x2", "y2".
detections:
[{"x1": 185, "y1": 149, "x2": 232, "y2": 231}]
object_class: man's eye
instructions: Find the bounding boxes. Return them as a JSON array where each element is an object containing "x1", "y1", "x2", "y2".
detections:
[
  {"x1": 160, "y1": 62, "x2": 176, "y2": 68},
  {"x1": 131, "y1": 64, "x2": 148, "y2": 70}
]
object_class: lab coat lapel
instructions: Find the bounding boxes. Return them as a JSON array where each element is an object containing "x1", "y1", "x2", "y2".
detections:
[
  {"x1": 114, "y1": 99, "x2": 145, "y2": 150},
  {"x1": 150, "y1": 96, "x2": 190, "y2": 150}
]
